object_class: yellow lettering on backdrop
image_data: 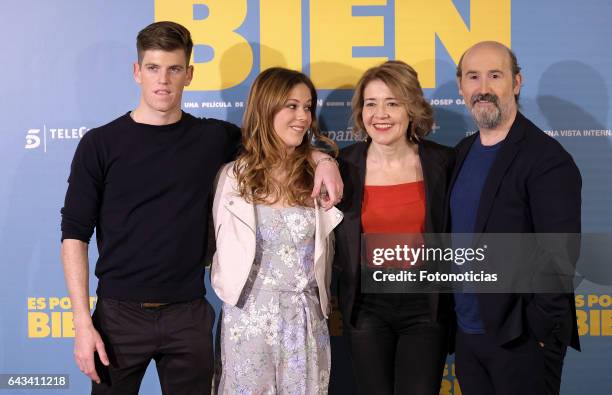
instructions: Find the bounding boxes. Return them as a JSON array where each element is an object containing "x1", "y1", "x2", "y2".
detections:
[
  {"x1": 575, "y1": 294, "x2": 584, "y2": 308},
  {"x1": 440, "y1": 379, "x2": 452, "y2": 395},
  {"x1": 28, "y1": 312, "x2": 76, "y2": 338},
  {"x1": 260, "y1": 0, "x2": 302, "y2": 71},
  {"x1": 27, "y1": 297, "x2": 46, "y2": 310},
  {"x1": 591, "y1": 310, "x2": 601, "y2": 335},
  {"x1": 63, "y1": 312, "x2": 76, "y2": 337},
  {"x1": 155, "y1": 0, "x2": 252, "y2": 90},
  {"x1": 577, "y1": 309, "x2": 588, "y2": 336},
  {"x1": 603, "y1": 310, "x2": 612, "y2": 336},
  {"x1": 455, "y1": 379, "x2": 463, "y2": 395},
  {"x1": 310, "y1": 0, "x2": 387, "y2": 88},
  {"x1": 576, "y1": 309, "x2": 612, "y2": 336},
  {"x1": 28, "y1": 312, "x2": 51, "y2": 338},
  {"x1": 51, "y1": 312, "x2": 62, "y2": 338},
  {"x1": 440, "y1": 379, "x2": 463, "y2": 395},
  {"x1": 153, "y1": 1, "x2": 511, "y2": 90},
  {"x1": 395, "y1": 0, "x2": 511, "y2": 88}
]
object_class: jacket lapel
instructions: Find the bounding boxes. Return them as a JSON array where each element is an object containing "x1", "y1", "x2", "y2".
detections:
[
  {"x1": 474, "y1": 112, "x2": 526, "y2": 233},
  {"x1": 223, "y1": 177, "x2": 256, "y2": 234},
  {"x1": 342, "y1": 143, "x2": 367, "y2": 276},
  {"x1": 419, "y1": 144, "x2": 441, "y2": 233}
]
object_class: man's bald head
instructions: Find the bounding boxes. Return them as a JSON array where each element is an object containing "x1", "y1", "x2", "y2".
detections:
[
  {"x1": 456, "y1": 41, "x2": 523, "y2": 130},
  {"x1": 456, "y1": 41, "x2": 521, "y2": 102}
]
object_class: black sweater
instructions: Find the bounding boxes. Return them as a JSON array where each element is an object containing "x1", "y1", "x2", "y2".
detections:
[{"x1": 61, "y1": 112, "x2": 240, "y2": 302}]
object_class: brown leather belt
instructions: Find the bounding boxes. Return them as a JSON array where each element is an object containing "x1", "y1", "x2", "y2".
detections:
[{"x1": 140, "y1": 302, "x2": 170, "y2": 308}]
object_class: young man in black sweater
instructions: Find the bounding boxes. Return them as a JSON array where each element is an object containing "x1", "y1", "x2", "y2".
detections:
[{"x1": 61, "y1": 21, "x2": 342, "y2": 395}]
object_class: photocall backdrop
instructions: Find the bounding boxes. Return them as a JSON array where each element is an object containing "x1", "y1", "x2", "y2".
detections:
[{"x1": 1, "y1": 1, "x2": 611, "y2": 393}]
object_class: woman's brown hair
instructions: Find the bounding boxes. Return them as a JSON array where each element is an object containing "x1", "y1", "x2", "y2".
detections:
[
  {"x1": 351, "y1": 60, "x2": 434, "y2": 142},
  {"x1": 234, "y1": 67, "x2": 337, "y2": 206}
]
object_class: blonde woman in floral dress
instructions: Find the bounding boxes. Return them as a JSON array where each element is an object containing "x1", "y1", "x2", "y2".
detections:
[{"x1": 211, "y1": 67, "x2": 343, "y2": 394}]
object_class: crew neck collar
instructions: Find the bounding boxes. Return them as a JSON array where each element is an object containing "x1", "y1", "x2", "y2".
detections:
[{"x1": 126, "y1": 111, "x2": 186, "y2": 129}]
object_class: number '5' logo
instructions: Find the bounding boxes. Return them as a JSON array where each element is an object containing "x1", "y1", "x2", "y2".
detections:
[{"x1": 25, "y1": 129, "x2": 41, "y2": 149}]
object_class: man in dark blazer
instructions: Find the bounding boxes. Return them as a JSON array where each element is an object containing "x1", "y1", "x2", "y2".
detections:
[{"x1": 449, "y1": 41, "x2": 581, "y2": 395}]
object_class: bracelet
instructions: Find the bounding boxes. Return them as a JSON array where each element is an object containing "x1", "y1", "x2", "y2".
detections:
[{"x1": 315, "y1": 157, "x2": 338, "y2": 167}]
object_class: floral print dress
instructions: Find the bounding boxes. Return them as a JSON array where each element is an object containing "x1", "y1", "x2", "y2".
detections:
[{"x1": 216, "y1": 205, "x2": 330, "y2": 394}]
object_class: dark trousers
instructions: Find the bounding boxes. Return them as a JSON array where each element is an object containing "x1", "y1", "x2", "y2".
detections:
[
  {"x1": 455, "y1": 328, "x2": 567, "y2": 395},
  {"x1": 344, "y1": 295, "x2": 449, "y2": 395},
  {"x1": 91, "y1": 298, "x2": 215, "y2": 395}
]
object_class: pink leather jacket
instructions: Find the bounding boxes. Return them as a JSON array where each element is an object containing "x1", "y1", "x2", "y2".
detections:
[{"x1": 211, "y1": 162, "x2": 343, "y2": 318}]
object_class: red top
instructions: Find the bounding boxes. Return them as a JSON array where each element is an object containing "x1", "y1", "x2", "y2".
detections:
[{"x1": 361, "y1": 181, "x2": 426, "y2": 233}]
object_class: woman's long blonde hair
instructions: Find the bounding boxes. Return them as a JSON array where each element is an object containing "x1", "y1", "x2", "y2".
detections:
[{"x1": 234, "y1": 67, "x2": 337, "y2": 206}]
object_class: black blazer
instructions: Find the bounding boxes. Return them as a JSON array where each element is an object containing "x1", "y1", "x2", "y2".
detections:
[
  {"x1": 450, "y1": 111, "x2": 581, "y2": 350},
  {"x1": 334, "y1": 139, "x2": 455, "y2": 327}
]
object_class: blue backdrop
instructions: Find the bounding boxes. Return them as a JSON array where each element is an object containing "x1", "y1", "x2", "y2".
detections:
[{"x1": 1, "y1": 1, "x2": 611, "y2": 393}]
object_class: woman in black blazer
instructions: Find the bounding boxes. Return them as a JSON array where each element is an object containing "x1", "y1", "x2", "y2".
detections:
[{"x1": 334, "y1": 60, "x2": 454, "y2": 395}]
